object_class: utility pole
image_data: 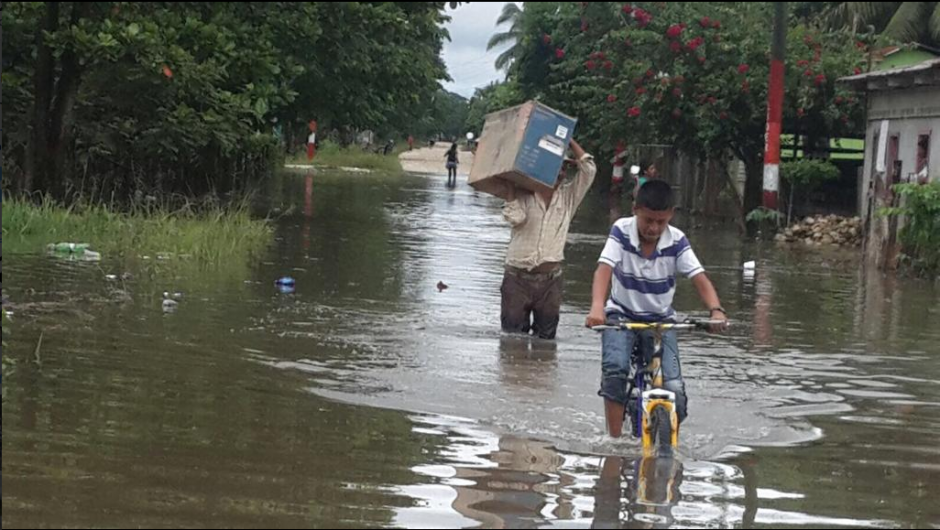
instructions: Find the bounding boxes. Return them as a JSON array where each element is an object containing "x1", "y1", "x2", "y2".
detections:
[{"x1": 763, "y1": 2, "x2": 787, "y2": 211}]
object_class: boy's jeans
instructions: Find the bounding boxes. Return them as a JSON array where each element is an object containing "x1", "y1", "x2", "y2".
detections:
[{"x1": 598, "y1": 328, "x2": 688, "y2": 423}]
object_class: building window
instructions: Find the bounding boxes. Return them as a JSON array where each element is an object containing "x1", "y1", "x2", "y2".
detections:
[
  {"x1": 888, "y1": 135, "x2": 901, "y2": 186},
  {"x1": 916, "y1": 133, "x2": 930, "y2": 183}
]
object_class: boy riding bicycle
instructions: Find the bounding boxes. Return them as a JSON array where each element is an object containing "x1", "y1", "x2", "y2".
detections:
[{"x1": 585, "y1": 180, "x2": 728, "y2": 438}]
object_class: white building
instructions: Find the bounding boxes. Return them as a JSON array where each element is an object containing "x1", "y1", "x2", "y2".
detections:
[{"x1": 840, "y1": 58, "x2": 940, "y2": 269}]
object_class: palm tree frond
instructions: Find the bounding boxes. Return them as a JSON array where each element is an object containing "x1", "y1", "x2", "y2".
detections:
[
  {"x1": 494, "y1": 47, "x2": 516, "y2": 72},
  {"x1": 495, "y1": 3, "x2": 523, "y2": 27},
  {"x1": 487, "y1": 30, "x2": 518, "y2": 51},
  {"x1": 823, "y1": 2, "x2": 852, "y2": 29},
  {"x1": 848, "y1": 1, "x2": 903, "y2": 25},
  {"x1": 929, "y1": 2, "x2": 940, "y2": 42},
  {"x1": 884, "y1": 2, "x2": 932, "y2": 42}
]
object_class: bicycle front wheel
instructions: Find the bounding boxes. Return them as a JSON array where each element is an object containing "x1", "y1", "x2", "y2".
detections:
[{"x1": 649, "y1": 405, "x2": 675, "y2": 457}]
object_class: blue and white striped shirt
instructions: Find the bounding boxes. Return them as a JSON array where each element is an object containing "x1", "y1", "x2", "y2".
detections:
[{"x1": 598, "y1": 217, "x2": 705, "y2": 322}]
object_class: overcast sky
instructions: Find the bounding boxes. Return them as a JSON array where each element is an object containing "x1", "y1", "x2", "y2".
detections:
[{"x1": 441, "y1": 3, "x2": 519, "y2": 99}]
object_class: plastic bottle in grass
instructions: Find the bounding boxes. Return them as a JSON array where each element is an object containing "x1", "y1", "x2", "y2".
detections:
[{"x1": 48, "y1": 243, "x2": 90, "y2": 253}]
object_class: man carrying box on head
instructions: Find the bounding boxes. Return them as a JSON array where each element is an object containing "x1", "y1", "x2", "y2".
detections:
[{"x1": 488, "y1": 139, "x2": 596, "y2": 339}]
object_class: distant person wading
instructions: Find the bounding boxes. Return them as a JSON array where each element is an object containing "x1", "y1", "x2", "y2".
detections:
[{"x1": 445, "y1": 143, "x2": 459, "y2": 188}]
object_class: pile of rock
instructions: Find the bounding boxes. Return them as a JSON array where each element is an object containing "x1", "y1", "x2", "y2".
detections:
[{"x1": 775, "y1": 215, "x2": 863, "y2": 247}]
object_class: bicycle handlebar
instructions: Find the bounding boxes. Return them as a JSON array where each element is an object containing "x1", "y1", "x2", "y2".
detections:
[{"x1": 590, "y1": 319, "x2": 730, "y2": 332}]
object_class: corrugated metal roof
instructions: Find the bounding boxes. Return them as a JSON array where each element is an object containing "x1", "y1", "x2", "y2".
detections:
[{"x1": 839, "y1": 58, "x2": 940, "y2": 84}]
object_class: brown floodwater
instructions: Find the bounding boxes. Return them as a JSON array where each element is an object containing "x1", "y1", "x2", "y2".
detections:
[{"x1": 3, "y1": 168, "x2": 938, "y2": 528}]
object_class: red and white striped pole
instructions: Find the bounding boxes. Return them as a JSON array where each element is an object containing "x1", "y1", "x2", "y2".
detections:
[
  {"x1": 763, "y1": 2, "x2": 787, "y2": 211},
  {"x1": 307, "y1": 119, "x2": 318, "y2": 161}
]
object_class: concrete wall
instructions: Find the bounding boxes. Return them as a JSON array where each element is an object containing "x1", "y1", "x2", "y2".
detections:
[
  {"x1": 859, "y1": 85, "x2": 940, "y2": 269},
  {"x1": 861, "y1": 86, "x2": 940, "y2": 210}
]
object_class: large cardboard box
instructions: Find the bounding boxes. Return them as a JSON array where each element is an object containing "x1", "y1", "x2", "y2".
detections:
[{"x1": 469, "y1": 101, "x2": 578, "y2": 195}]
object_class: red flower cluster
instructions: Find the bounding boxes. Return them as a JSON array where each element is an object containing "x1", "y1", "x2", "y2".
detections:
[
  {"x1": 699, "y1": 16, "x2": 711, "y2": 28},
  {"x1": 666, "y1": 24, "x2": 683, "y2": 39},
  {"x1": 627, "y1": 106, "x2": 642, "y2": 118},
  {"x1": 738, "y1": 64, "x2": 750, "y2": 74},
  {"x1": 585, "y1": 59, "x2": 597, "y2": 70},
  {"x1": 634, "y1": 8, "x2": 652, "y2": 28},
  {"x1": 607, "y1": 94, "x2": 618, "y2": 103},
  {"x1": 555, "y1": 48, "x2": 566, "y2": 59},
  {"x1": 814, "y1": 73, "x2": 826, "y2": 86},
  {"x1": 686, "y1": 37, "x2": 705, "y2": 52}
]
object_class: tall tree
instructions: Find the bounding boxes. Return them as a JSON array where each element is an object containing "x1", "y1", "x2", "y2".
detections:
[
  {"x1": 464, "y1": 81, "x2": 523, "y2": 134},
  {"x1": 2, "y1": 2, "x2": 456, "y2": 200},
  {"x1": 828, "y1": 2, "x2": 940, "y2": 46},
  {"x1": 501, "y1": 2, "x2": 867, "y2": 214},
  {"x1": 487, "y1": 3, "x2": 525, "y2": 72}
]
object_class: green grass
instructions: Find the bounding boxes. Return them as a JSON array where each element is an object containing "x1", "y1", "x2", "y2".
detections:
[
  {"x1": 287, "y1": 141, "x2": 404, "y2": 174},
  {"x1": 780, "y1": 136, "x2": 865, "y2": 161},
  {"x1": 2, "y1": 196, "x2": 273, "y2": 263}
]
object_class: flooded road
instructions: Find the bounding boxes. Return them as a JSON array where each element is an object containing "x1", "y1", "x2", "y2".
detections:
[{"x1": 3, "y1": 168, "x2": 939, "y2": 528}]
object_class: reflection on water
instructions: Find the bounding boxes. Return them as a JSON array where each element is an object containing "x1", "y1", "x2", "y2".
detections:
[
  {"x1": 390, "y1": 415, "x2": 896, "y2": 529},
  {"x1": 594, "y1": 456, "x2": 685, "y2": 529},
  {"x1": 3, "y1": 168, "x2": 939, "y2": 528}
]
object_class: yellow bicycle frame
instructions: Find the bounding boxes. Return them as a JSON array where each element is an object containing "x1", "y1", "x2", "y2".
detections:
[
  {"x1": 635, "y1": 328, "x2": 680, "y2": 457},
  {"x1": 593, "y1": 320, "x2": 723, "y2": 456},
  {"x1": 641, "y1": 395, "x2": 679, "y2": 457},
  {"x1": 617, "y1": 322, "x2": 684, "y2": 331}
]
